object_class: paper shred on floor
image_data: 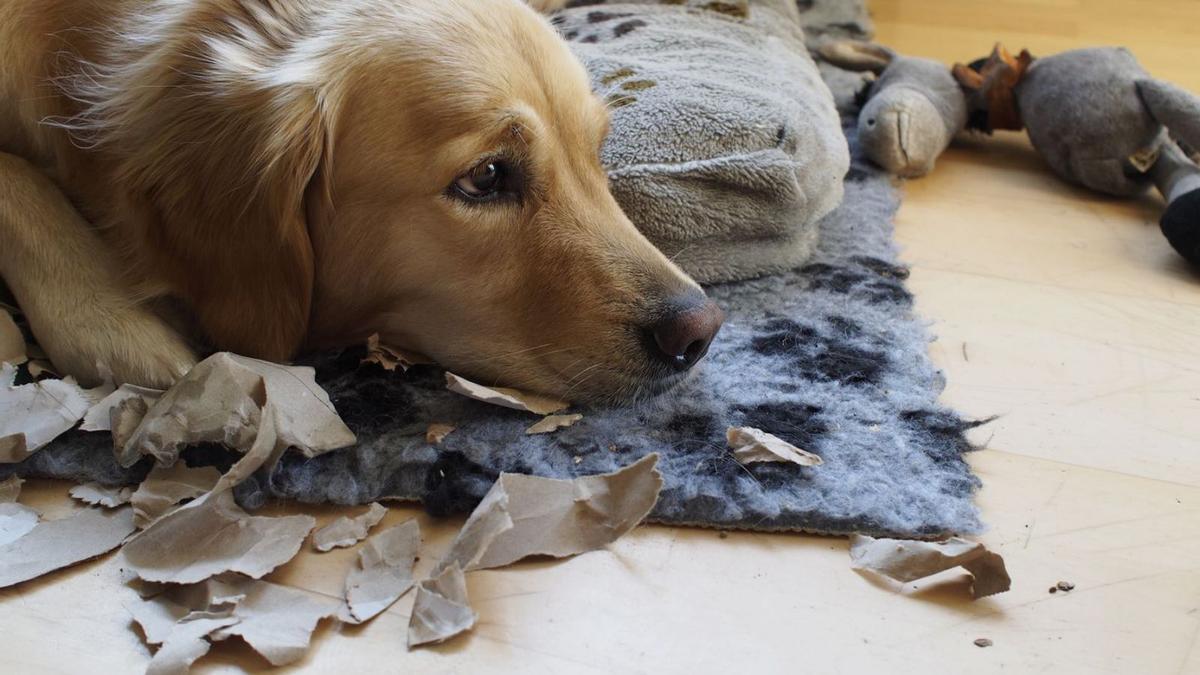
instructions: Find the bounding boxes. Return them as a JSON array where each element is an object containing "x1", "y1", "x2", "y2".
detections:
[
  {"x1": 362, "y1": 334, "x2": 433, "y2": 372},
  {"x1": 445, "y1": 372, "x2": 569, "y2": 415},
  {"x1": 0, "y1": 506, "x2": 136, "y2": 587},
  {"x1": 312, "y1": 502, "x2": 388, "y2": 552},
  {"x1": 116, "y1": 352, "x2": 355, "y2": 469},
  {"x1": 425, "y1": 423, "x2": 456, "y2": 445},
  {"x1": 0, "y1": 309, "x2": 25, "y2": 366},
  {"x1": 525, "y1": 413, "x2": 584, "y2": 435},
  {"x1": 0, "y1": 475, "x2": 22, "y2": 502},
  {"x1": 407, "y1": 562, "x2": 475, "y2": 649},
  {"x1": 130, "y1": 463, "x2": 222, "y2": 528},
  {"x1": 128, "y1": 574, "x2": 341, "y2": 671},
  {"x1": 120, "y1": 489, "x2": 314, "y2": 584},
  {"x1": 0, "y1": 363, "x2": 96, "y2": 463},
  {"x1": 69, "y1": 482, "x2": 133, "y2": 508},
  {"x1": 727, "y1": 426, "x2": 823, "y2": 467},
  {"x1": 0, "y1": 502, "x2": 38, "y2": 547},
  {"x1": 440, "y1": 453, "x2": 662, "y2": 573},
  {"x1": 80, "y1": 384, "x2": 163, "y2": 433},
  {"x1": 341, "y1": 519, "x2": 421, "y2": 624},
  {"x1": 208, "y1": 578, "x2": 340, "y2": 666},
  {"x1": 848, "y1": 534, "x2": 1011, "y2": 599}
]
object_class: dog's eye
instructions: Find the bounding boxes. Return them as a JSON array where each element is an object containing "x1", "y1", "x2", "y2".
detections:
[{"x1": 453, "y1": 161, "x2": 512, "y2": 201}]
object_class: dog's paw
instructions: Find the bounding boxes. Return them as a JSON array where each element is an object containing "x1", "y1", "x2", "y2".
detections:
[{"x1": 33, "y1": 303, "x2": 197, "y2": 389}]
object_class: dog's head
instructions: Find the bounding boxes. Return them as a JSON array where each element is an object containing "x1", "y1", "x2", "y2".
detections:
[{"x1": 89, "y1": 0, "x2": 721, "y2": 403}]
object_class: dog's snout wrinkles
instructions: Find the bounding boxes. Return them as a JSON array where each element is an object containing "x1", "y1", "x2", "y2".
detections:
[{"x1": 650, "y1": 294, "x2": 725, "y2": 372}]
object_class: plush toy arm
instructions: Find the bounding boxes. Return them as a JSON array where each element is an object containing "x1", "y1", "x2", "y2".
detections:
[
  {"x1": 1138, "y1": 79, "x2": 1200, "y2": 153},
  {"x1": 816, "y1": 40, "x2": 896, "y2": 75}
]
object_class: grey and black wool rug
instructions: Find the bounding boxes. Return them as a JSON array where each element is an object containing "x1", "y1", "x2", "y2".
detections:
[{"x1": 4, "y1": 0, "x2": 986, "y2": 537}]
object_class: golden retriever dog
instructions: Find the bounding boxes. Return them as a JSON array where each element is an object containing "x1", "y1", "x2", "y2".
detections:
[{"x1": 0, "y1": 0, "x2": 724, "y2": 403}]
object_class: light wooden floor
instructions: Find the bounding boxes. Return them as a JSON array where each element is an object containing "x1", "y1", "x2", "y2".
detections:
[{"x1": 4, "y1": 2, "x2": 1200, "y2": 673}]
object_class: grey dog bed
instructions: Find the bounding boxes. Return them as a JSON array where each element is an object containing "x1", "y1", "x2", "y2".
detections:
[{"x1": 3, "y1": 0, "x2": 986, "y2": 537}]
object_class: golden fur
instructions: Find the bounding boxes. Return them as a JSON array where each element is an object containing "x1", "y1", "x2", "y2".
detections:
[{"x1": 0, "y1": 0, "x2": 711, "y2": 402}]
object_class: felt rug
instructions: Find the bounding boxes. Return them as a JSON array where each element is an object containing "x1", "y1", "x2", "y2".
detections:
[{"x1": 3, "y1": 1, "x2": 985, "y2": 538}]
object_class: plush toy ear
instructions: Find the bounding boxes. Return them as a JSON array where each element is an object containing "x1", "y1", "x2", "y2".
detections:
[
  {"x1": 817, "y1": 40, "x2": 896, "y2": 75},
  {"x1": 1138, "y1": 79, "x2": 1200, "y2": 155},
  {"x1": 69, "y1": 13, "x2": 330, "y2": 361}
]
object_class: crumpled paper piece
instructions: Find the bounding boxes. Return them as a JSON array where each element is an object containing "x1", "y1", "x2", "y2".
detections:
[
  {"x1": 440, "y1": 453, "x2": 663, "y2": 573},
  {"x1": 728, "y1": 426, "x2": 823, "y2": 467},
  {"x1": 209, "y1": 577, "x2": 340, "y2": 666},
  {"x1": 312, "y1": 502, "x2": 387, "y2": 552},
  {"x1": 80, "y1": 384, "x2": 163, "y2": 433},
  {"x1": 0, "y1": 506, "x2": 136, "y2": 587},
  {"x1": 120, "y1": 489, "x2": 315, "y2": 584},
  {"x1": 425, "y1": 423, "x2": 455, "y2": 445},
  {"x1": 526, "y1": 414, "x2": 584, "y2": 435},
  {"x1": 128, "y1": 575, "x2": 338, "y2": 672},
  {"x1": 117, "y1": 352, "x2": 355, "y2": 468},
  {"x1": 1, "y1": 362, "x2": 98, "y2": 463},
  {"x1": 341, "y1": 519, "x2": 421, "y2": 623},
  {"x1": 362, "y1": 334, "x2": 432, "y2": 372},
  {"x1": 406, "y1": 455, "x2": 662, "y2": 648},
  {"x1": 0, "y1": 309, "x2": 25, "y2": 366},
  {"x1": 849, "y1": 534, "x2": 1012, "y2": 599},
  {"x1": 407, "y1": 562, "x2": 474, "y2": 648},
  {"x1": 445, "y1": 372, "x2": 569, "y2": 415},
  {"x1": 70, "y1": 482, "x2": 133, "y2": 508},
  {"x1": 130, "y1": 463, "x2": 222, "y2": 528},
  {"x1": 0, "y1": 475, "x2": 22, "y2": 502}
]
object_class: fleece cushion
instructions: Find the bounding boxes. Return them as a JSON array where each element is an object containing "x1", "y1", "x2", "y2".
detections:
[{"x1": 557, "y1": 0, "x2": 850, "y2": 283}]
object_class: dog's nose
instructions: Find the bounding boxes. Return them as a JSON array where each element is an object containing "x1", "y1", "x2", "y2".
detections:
[{"x1": 650, "y1": 294, "x2": 725, "y2": 371}]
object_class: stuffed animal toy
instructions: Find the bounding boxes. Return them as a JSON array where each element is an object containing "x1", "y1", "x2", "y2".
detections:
[
  {"x1": 815, "y1": 40, "x2": 968, "y2": 178},
  {"x1": 953, "y1": 45, "x2": 1200, "y2": 267}
]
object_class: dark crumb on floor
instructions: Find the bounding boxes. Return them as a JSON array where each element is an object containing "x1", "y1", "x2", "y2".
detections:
[
  {"x1": 718, "y1": 531, "x2": 729, "y2": 539},
  {"x1": 974, "y1": 638, "x2": 993, "y2": 648},
  {"x1": 1056, "y1": 581, "x2": 1076, "y2": 592},
  {"x1": 1049, "y1": 586, "x2": 1058, "y2": 594}
]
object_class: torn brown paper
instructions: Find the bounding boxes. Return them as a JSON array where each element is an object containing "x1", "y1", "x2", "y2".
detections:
[
  {"x1": 209, "y1": 577, "x2": 340, "y2": 666},
  {"x1": 118, "y1": 352, "x2": 355, "y2": 469},
  {"x1": 0, "y1": 475, "x2": 22, "y2": 502},
  {"x1": 727, "y1": 427, "x2": 823, "y2": 467},
  {"x1": 312, "y1": 502, "x2": 387, "y2": 552},
  {"x1": 362, "y1": 334, "x2": 433, "y2": 372},
  {"x1": 425, "y1": 423, "x2": 456, "y2": 445},
  {"x1": 445, "y1": 372, "x2": 569, "y2": 416},
  {"x1": 407, "y1": 562, "x2": 475, "y2": 649},
  {"x1": 120, "y1": 489, "x2": 314, "y2": 584},
  {"x1": 80, "y1": 383, "x2": 162, "y2": 433},
  {"x1": 112, "y1": 397, "x2": 150, "y2": 451},
  {"x1": 131, "y1": 463, "x2": 222, "y2": 528},
  {"x1": 129, "y1": 575, "x2": 338, "y2": 671},
  {"x1": 849, "y1": 534, "x2": 1011, "y2": 599},
  {"x1": 0, "y1": 502, "x2": 39, "y2": 547},
  {"x1": 69, "y1": 482, "x2": 133, "y2": 508},
  {"x1": 439, "y1": 453, "x2": 662, "y2": 573},
  {"x1": 0, "y1": 506, "x2": 136, "y2": 587},
  {"x1": 526, "y1": 413, "x2": 584, "y2": 435},
  {"x1": 0, "y1": 363, "x2": 95, "y2": 463},
  {"x1": 0, "y1": 309, "x2": 25, "y2": 366},
  {"x1": 146, "y1": 615, "x2": 239, "y2": 675},
  {"x1": 342, "y1": 519, "x2": 421, "y2": 623}
]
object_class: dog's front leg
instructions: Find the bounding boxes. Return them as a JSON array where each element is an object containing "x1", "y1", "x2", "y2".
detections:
[{"x1": 0, "y1": 153, "x2": 196, "y2": 388}]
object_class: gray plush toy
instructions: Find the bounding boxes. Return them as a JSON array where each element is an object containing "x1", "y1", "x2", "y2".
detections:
[
  {"x1": 952, "y1": 45, "x2": 1200, "y2": 267},
  {"x1": 553, "y1": 0, "x2": 850, "y2": 284},
  {"x1": 815, "y1": 41, "x2": 968, "y2": 177}
]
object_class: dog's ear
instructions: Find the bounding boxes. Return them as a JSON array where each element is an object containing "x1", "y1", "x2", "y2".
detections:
[{"x1": 74, "y1": 16, "x2": 332, "y2": 361}]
